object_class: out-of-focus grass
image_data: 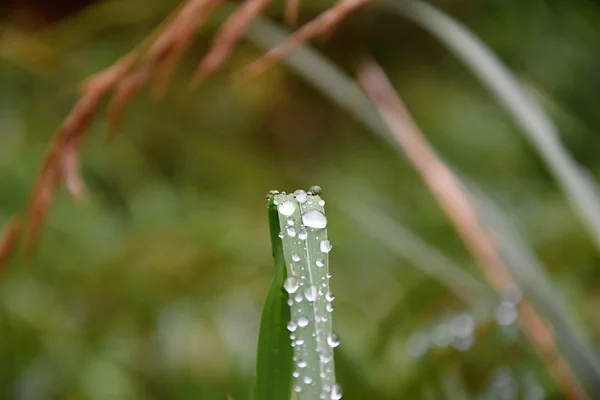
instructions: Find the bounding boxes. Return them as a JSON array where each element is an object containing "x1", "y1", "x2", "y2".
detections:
[{"x1": 1, "y1": 0, "x2": 600, "y2": 398}]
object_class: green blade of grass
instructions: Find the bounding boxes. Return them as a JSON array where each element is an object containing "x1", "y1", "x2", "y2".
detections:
[
  {"x1": 254, "y1": 195, "x2": 293, "y2": 400},
  {"x1": 275, "y1": 190, "x2": 339, "y2": 400}
]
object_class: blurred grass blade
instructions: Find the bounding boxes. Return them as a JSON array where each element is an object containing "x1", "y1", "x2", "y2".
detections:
[
  {"x1": 274, "y1": 190, "x2": 339, "y2": 399},
  {"x1": 255, "y1": 195, "x2": 293, "y2": 400},
  {"x1": 344, "y1": 200, "x2": 488, "y2": 306},
  {"x1": 463, "y1": 184, "x2": 600, "y2": 395},
  {"x1": 245, "y1": 17, "x2": 600, "y2": 396},
  {"x1": 387, "y1": 0, "x2": 600, "y2": 253},
  {"x1": 245, "y1": 17, "x2": 395, "y2": 149}
]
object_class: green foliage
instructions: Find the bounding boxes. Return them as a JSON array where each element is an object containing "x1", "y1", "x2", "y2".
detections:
[
  {"x1": 2, "y1": 0, "x2": 600, "y2": 399},
  {"x1": 273, "y1": 190, "x2": 338, "y2": 399},
  {"x1": 254, "y1": 196, "x2": 293, "y2": 400}
]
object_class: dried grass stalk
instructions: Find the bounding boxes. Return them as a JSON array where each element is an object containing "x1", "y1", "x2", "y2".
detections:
[
  {"x1": 242, "y1": 0, "x2": 373, "y2": 77},
  {"x1": 358, "y1": 60, "x2": 588, "y2": 400}
]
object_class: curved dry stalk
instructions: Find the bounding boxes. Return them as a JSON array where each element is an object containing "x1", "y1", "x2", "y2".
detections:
[
  {"x1": 242, "y1": 0, "x2": 373, "y2": 77},
  {"x1": 0, "y1": 219, "x2": 21, "y2": 272},
  {"x1": 284, "y1": 0, "x2": 300, "y2": 27},
  {"x1": 109, "y1": 0, "x2": 221, "y2": 125},
  {"x1": 0, "y1": 0, "x2": 365, "y2": 272},
  {"x1": 358, "y1": 60, "x2": 588, "y2": 400},
  {"x1": 192, "y1": 0, "x2": 272, "y2": 86}
]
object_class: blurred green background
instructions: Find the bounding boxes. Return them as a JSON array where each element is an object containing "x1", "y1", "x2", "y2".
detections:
[{"x1": 1, "y1": 0, "x2": 600, "y2": 398}]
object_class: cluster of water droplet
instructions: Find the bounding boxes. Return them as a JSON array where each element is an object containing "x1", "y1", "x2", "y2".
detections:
[
  {"x1": 406, "y1": 284, "x2": 524, "y2": 360},
  {"x1": 494, "y1": 283, "x2": 522, "y2": 327},
  {"x1": 479, "y1": 367, "x2": 545, "y2": 400},
  {"x1": 276, "y1": 188, "x2": 342, "y2": 399}
]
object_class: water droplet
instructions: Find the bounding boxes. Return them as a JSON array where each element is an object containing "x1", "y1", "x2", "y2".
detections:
[
  {"x1": 292, "y1": 252, "x2": 301, "y2": 262},
  {"x1": 319, "y1": 199, "x2": 325, "y2": 206},
  {"x1": 325, "y1": 292, "x2": 335, "y2": 302},
  {"x1": 495, "y1": 301, "x2": 518, "y2": 326},
  {"x1": 279, "y1": 201, "x2": 296, "y2": 216},
  {"x1": 298, "y1": 316, "x2": 309, "y2": 327},
  {"x1": 296, "y1": 339, "x2": 305, "y2": 345},
  {"x1": 298, "y1": 229, "x2": 308, "y2": 240},
  {"x1": 290, "y1": 333, "x2": 296, "y2": 340},
  {"x1": 287, "y1": 321, "x2": 298, "y2": 332},
  {"x1": 284, "y1": 277, "x2": 299, "y2": 294},
  {"x1": 295, "y1": 190, "x2": 308, "y2": 204},
  {"x1": 320, "y1": 354, "x2": 333, "y2": 363},
  {"x1": 303, "y1": 210, "x2": 328, "y2": 229},
  {"x1": 295, "y1": 293, "x2": 303, "y2": 303},
  {"x1": 294, "y1": 385, "x2": 302, "y2": 393},
  {"x1": 309, "y1": 185, "x2": 322, "y2": 195},
  {"x1": 327, "y1": 273, "x2": 332, "y2": 279},
  {"x1": 292, "y1": 370, "x2": 300, "y2": 378},
  {"x1": 406, "y1": 332, "x2": 429, "y2": 357},
  {"x1": 305, "y1": 286, "x2": 317, "y2": 302},
  {"x1": 320, "y1": 240, "x2": 332, "y2": 253},
  {"x1": 452, "y1": 335, "x2": 474, "y2": 351},
  {"x1": 287, "y1": 226, "x2": 297, "y2": 237},
  {"x1": 450, "y1": 313, "x2": 475, "y2": 338},
  {"x1": 326, "y1": 303, "x2": 334, "y2": 313},
  {"x1": 287, "y1": 218, "x2": 295, "y2": 226},
  {"x1": 431, "y1": 324, "x2": 453, "y2": 347},
  {"x1": 327, "y1": 333, "x2": 340, "y2": 347},
  {"x1": 303, "y1": 376, "x2": 313, "y2": 384},
  {"x1": 297, "y1": 360, "x2": 308, "y2": 368},
  {"x1": 316, "y1": 259, "x2": 324, "y2": 267},
  {"x1": 287, "y1": 299, "x2": 293, "y2": 306},
  {"x1": 278, "y1": 232, "x2": 284, "y2": 238},
  {"x1": 330, "y1": 384, "x2": 343, "y2": 399},
  {"x1": 503, "y1": 283, "x2": 523, "y2": 305}
]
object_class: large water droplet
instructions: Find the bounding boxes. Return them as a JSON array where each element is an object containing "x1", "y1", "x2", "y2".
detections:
[
  {"x1": 495, "y1": 301, "x2": 517, "y2": 326},
  {"x1": 287, "y1": 226, "x2": 297, "y2": 237},
  {"x1": 503, "y1": 283, "x2": 523, "y2": 305},
  {"x1": 320, "y1": 240, "x2": 332, "y2": 253},
  {"x1": 284, "y1": 277, "x2": 299, "y2": 294},
  {"x1": 302, "y1": 210, "x2": 328, "y2": 229},
  {"x1": 431, "y1": 324, "x2": 453, "y2": 347},
  {"x1": 287, "y1": 321, "x2": 298, "y2": 332},
  {"x1": 292, "y1": 252, "x2": 301, "y2": 262},
  {"x1": 316, "y1": 259, "x2": 324, "y2": 267},
  {"x1": 297, "y1": 316, "x2": 309, "y2": 327},
  {"x1": 330, "y1": 384, "x2": 343, "y2": 399},
  {"x1": 309, "y1": 185, "x2": 322, "y2": 195},
  {"x1": 298, "y1": 228, "x2": 308, "y2": 240},
  {"x1": 452, "y1": 335, "x2": 474, "y2": 351},
  {"x1": 279, "y1": 201, "x2": 296, "y2": 216},
  {"x1": 327, "y1": 333, "x2": 340, "y2": 348},
  {"x1": 295, "y1": 190, "x2": 308, "y2": 204},
  {"x1": 303, "y1": 376, "x2": 313, "y2": 384},
  {"x1": 325, "y1": 292, "x2": 335, "y2": 302},
  {"x1": 450, "y1": 313, "x2": 475, "y2": 338},
  {"x1": 305, "y1": 285, "x2": 317, "y2": 302}
]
